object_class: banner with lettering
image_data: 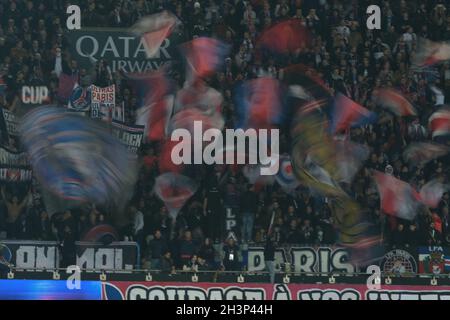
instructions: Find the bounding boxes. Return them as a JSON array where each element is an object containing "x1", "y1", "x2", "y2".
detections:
[
  {"x1": 111, "y1": 120, "x2": 144, "y2": 154},
  {"x1": 90, "y1": 85, "x2": 115, "y2": 121},
  {"x1": 0, "y1": 146, "x2": 32, "y2": 182},
  {"x1": 244, "y1": 245, "x2": 418, "y2": 275},
  {"x1": 0, "y1": 241, "x2": 138, "y2": 270},
  {"x1": 65, "y1": 28, "x2": 181, "y2": 73},
  {"x1": 102, "y1": 282, "x2": 450, "y2": 300},
  {"x1": 0, "y1": 108, "x2": 18, "y2": 145}
]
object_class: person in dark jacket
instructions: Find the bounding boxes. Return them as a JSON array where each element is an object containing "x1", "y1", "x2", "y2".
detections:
[
  {"x1": 264, "y1": 237, "x2": 276, "y2": 283},
  {"x1": 147, "y1": 229, "x2": 168, "y2": 270},
  {"x1": 241, "y1": 184, "x2": 258, "y2": 243},
  {"x1": 160, "y1": 250, "x2": 175, "y2": 274},
  {"x1": 222, "y1": 237, "x2": 240, "y2": 271},
  {"x1": 198, "y1": 237, "x2": 216, "y2": 268}
]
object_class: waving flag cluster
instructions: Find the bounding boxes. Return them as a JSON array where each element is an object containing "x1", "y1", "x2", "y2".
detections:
[{"x1": 373, "y1": 171, "x2": 448, "y2": 221}]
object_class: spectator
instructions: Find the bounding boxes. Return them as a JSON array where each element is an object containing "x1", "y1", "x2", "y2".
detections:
[
  {"x1": 179, "y1": 230, "x2": 196, "y2": 267},
  {"x1": 264, "y1": 236, "x2": 276, "y2": 284},
  {"x1": 160, "y1": 250, "x2": 175, "y2": 274},
  {"x1": 146, "y1": 229, "x2": 168, "y2": 270},
  {"x1": 198, "y1": 237, "x2": 216, "y2": 268},
  {"x1": 222, "y1": 237, "x2": 240, "y2": 271},
  {"x1": 241, "y1": 184, "x2": 258, "y2": 243}
]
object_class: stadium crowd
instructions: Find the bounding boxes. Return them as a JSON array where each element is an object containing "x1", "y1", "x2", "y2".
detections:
[{"x1": 0, "y1": 0, "x2": 450, "y2": 271}]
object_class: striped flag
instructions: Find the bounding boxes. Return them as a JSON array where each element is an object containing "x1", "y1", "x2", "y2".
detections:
[
  {"x1": 130, "y1": 11, "x2": 179, "y2": 58},
  {"x1": 331, "y1": 93, "x2": 377, "y2": 133},
  {"x1": 181, "y1": 37, "x2": 231, "y2": 83},
  {"x1": 373, "y1": 88, "x2": 417, "y2": 116},
  {"x1": 429, "y1": 107, "x2": 450, "y2": 138},
  {"x1": 444, "y1": 255, "x2": 450, "y2": 272}
]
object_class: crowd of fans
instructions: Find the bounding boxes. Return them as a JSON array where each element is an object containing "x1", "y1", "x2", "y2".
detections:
[{"x1": 0, "y1": 0, "x2": 450, "y2": 271}]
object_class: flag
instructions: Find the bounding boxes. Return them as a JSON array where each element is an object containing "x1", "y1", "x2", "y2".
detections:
[
  {"x1": 373, "y1": 171, "x2": 422, "y2": 220},
  {"x1": 19, "y1": 107, "x2": 137, "y2": 215},
  {"x1": 257, "y1": 19, "x2": 310, "y2": 54},
  {"x1": 418, "y1": 247, "x2": 445, "y2": 274},
  {"x1": 413, "y1": 38, "x2": 450, "y2": 68},
  {"x1": 335, "y1": 140, "x2": 370, "y2": 184},
  {"x1": 331, "y1": 93, "x2": 377, "y2": 133},
  {"x1": 126, "y1": 70, "x2": 175, "y2": 142},
  {"x1": 153, "y1": 172, "x2": 198, "y2": 219},
  {"x1": 58, "y1": 73, "x2": 78, "y2": 104},
  {"x1": 429, "y1": 107, "x2": 450, "y2": 138},
  {"x1": 68, "y1": 83, "x2": 91, "y2": 112},
  {"x1": 373, "y1": 88, "x2": 417, "y2": 116},
  {"x1": 130, "y1": 10, "x2": 180, "y2": 58},
  {"x1": 403, "y1": 142, "x2": 449, "y2": 166},
  {"x1": 234, "y1": 77, "x2": 284, "y2": 129},
  {"x1": 445, "y1": 255, "x2": 450, "y2": 272},
  {"x1": 181, "y1": 37, "x2": 231, "y2": 82},
  {"x1": 419, "y1": 180, "x2": 448, "y2": 208},
  {"x1": 281, "y1": 64, "x2": 332, "y2": 101}
]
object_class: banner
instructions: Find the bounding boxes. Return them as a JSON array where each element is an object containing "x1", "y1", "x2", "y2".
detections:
[
  {"x1": 0, "y1": 241, "x2": 138, "y2": 270},
  {"x1": 65, "y1": 28, "x2": 180, "y2": 73},
  {"x1": 90, "y1": 85, "x2": 115, "y2": 121},
  {"x1": 418, "y1": 246, "x2": 450, "y2": 274},
  {"x1": 76, "y1": 241, "x2": 139, "y2": 270},
  {"x1": 0, "y1": 241, "x2": 59, "y2": 270},
  {"x1": 245, "y1": 245, "x2": 418, "y2": 274},
  {"x1": 0, "y1": 146, "x2": 32, "y2": 182},
  {"x1": 111, "y1": 120, "x2": 144, "y2": 154},
  {"x1": 68, "y1": 84, "x2": 91, "y2": 113},
  {"x1": 102, "y1": 282, "x2": 450, "y2": 300},
  {"x1": 0, "y1": 108, "x2": 18, "y2": 145}
]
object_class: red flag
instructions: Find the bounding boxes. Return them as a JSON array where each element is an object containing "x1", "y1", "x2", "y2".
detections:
[
  {"x1": 57, "y1": 73, "x2": 78, "y2": 104},
  {"x1": 258, "y1": 19, "x2": 310, "y2": 54}
]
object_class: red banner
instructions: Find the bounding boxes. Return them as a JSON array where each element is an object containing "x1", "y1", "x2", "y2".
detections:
[{"x1": 102, "y1": 282, "x2": 450, "y2": 300}]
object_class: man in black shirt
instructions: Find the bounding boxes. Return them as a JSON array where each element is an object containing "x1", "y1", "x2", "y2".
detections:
[
  {"x1": 264, "y1": 237, "x2": 276, "y2": 284},
  {"x1": 203, "y1": 176, "x2": 223, "y2": 242},
  {"x1": 241, "y1": 184, "x2": 258, "y2": 243}
]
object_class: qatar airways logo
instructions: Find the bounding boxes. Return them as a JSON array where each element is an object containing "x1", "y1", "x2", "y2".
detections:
[{"x1": 170, "y1": 121, "x2": 279, "y2": 175}]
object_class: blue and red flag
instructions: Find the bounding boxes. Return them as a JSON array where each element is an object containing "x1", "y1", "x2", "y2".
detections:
[{"x1": 331, "y1": 93, "x2": 377, "y2": 133}]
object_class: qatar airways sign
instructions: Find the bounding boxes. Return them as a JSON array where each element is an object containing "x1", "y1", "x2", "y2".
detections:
[{"x1": 66, "y1": 29, "x2": 179, "y2": 73}]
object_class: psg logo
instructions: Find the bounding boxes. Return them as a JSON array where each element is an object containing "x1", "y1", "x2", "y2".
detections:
[{"x1": 69, "y1": 85, "x2": 91, "y2": 111}]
